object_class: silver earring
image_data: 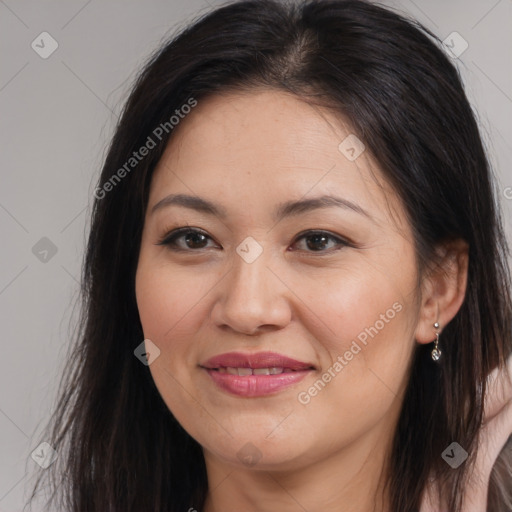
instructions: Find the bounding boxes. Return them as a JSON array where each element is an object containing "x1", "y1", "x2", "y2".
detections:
[{"x1": 431, "y1": 322, "x2": 441, "y2": 361}]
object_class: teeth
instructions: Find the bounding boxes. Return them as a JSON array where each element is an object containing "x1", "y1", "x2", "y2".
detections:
[
  {"x1": 253, "y1": 368, "x2": 270, "y2": 375},
  {"x1": 216, "y1": 367, "x2": 287, "y2": 375}
]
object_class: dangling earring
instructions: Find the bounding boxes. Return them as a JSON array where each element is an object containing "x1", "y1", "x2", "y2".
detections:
[{"x1": 431, "y1": 321, "x2": 442, "y2": 361}]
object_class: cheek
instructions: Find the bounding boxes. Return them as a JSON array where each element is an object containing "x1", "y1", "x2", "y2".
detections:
[
  {"x1": 135, "y1": 261, "x2": 215, "y2": 438},
  {"x1": 288, "y1": 274, "x2": 415, "y2": 453},
  {"x1": 295, "y1": 256, "x2": 418, "y2": 400},
  {"x1": 135, "y1": 260, "x2": 212, "y2": 343},
  {"x1": 298, "y1": 261, "x2": 412, "y2": 347},
  {"x1": 135, "y1": 257, "x2": 225, "y2": 393}
]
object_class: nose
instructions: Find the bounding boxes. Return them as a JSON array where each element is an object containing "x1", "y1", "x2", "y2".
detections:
[{"x1": 210, "y1": 248, "x2": 292, "y2": 336}]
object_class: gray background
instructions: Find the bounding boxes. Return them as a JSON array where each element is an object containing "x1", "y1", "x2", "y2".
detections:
[{"x1": 1, "y1": 0, "x2": 511, "y2": 510}]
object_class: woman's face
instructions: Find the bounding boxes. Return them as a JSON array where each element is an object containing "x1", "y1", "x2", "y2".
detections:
[{"x1": 136, "y1": 89, "x2": 424, "y2": 472}]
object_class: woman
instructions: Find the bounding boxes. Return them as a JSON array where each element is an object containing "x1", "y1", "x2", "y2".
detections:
[{"x1": 26, "y1": 0, "x2": 512, "y2": 511}]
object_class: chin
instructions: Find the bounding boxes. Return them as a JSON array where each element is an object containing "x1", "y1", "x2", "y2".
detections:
[{"x1": 201, "y1": 432, "x2": 314, "y2": 472}]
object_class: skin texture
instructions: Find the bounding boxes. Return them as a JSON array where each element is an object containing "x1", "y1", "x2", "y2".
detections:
[{"x1": 135, "y1": 89, "x2": 469, "y2": 512}]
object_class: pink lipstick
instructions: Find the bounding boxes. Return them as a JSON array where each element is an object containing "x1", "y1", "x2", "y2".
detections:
[{"x1": 200, "y1": 351, "x2": 315, "y2": 397}]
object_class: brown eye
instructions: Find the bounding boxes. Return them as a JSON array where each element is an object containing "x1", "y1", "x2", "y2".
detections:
[
  {"x1": 291, "y1": 230, "x2": 350, "y2": 253},
  {"x1": 157, "y1": 228, "x2": 219, "y2": 251}
]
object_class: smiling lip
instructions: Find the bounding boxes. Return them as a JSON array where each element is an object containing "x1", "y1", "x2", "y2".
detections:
[{"x1": 200, "y1": 351, "x2": 315, "y2": 397}]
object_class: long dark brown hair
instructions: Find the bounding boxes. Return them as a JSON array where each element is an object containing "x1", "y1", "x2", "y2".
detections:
[{"x1": 25, "y1": 1, "x2": 512, "y2": 510}]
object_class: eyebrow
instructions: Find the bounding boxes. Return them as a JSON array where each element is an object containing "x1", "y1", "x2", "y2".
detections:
[{"x1": 150, "y1": 193, "x2": 372, "y2": 221}]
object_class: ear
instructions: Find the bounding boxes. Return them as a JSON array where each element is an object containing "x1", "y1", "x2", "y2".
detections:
[{"x1": 414, "y1": 238, "x2": 469, "y2": 344}]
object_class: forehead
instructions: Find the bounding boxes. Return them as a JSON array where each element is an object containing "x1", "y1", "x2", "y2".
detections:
[
  {"x1": 161, "y1": 89, "x2": 359, "y2": 171},
  {"x1": 150, "y1": 89, "x2": 407, "y2": 230}
]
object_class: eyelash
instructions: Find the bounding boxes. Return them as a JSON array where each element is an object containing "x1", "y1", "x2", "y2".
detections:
[{"x1": 156, "y1": 227, "x2": 353, "y2": 255}]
